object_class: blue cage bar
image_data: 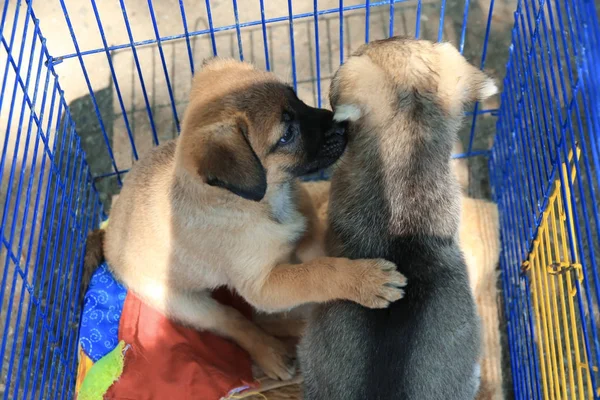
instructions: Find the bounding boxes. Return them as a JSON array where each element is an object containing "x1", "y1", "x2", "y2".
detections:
[{"x1": 1, "y1": 0, "x2": 599, "y2": 399}]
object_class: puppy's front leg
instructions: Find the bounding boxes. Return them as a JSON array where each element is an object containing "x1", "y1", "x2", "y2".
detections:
[{"x1": 242, "y1": 258, "x2": 407, "y2": 312}]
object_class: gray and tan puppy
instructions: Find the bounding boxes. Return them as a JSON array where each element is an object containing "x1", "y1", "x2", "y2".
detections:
[
  {"x1": 100, "y1": 59, "x2": 406, "y2": 381},
  {"x1": 299, "y1": 37, "x2": 498, "y2": 399}
]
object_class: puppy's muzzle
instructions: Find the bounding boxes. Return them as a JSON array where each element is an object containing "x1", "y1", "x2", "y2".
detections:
[
  {"x1": 296, "y1": 122, "x2": 348, "y2": 176},
  {"x1": 319, "y1": 122, "x2": 347, "y2": 159}
]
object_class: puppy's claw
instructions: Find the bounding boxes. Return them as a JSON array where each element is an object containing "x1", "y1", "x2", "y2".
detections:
[
  {"x1": 263, "y1": 355, "x2": 295, "y2": 381},
  {"x1": 379, "y1": 260, "x2": 396, "y2": 271},
  {"x1": 381, "y1": 286, "x2": 405, "y2": 303},
  {"x1": 389, "y1": 270, "x2": 408, "y2": 287},
  {"x1": 350, "y1": 259, "x2": 407, "y2": 308},
  {"x1": 252, "y1": 336, "x2": 297, "y2": 381},
  {"x1": 384, "y1": 283, "x2": 404, "y2": 289},
  {"x1": 264, "y1": 357, "x2": 296, "y2": 381},
  {"x1": 373, "y1": 296, "x2": 390, "y2": 308}
]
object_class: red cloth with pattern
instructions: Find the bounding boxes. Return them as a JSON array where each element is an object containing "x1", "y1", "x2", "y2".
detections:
[{"x1": 105, "y1": 288, "x2": 257, "y2": 399}]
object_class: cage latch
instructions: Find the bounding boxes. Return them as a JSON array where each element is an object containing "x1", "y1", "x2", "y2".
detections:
[{"x1": 547, "y1": 262, "x2": 583, "y2": 281}]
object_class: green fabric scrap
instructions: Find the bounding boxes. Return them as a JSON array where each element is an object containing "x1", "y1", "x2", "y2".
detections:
[{"x1": 78, "y1": 340, "x2": 128, "y2": 400}]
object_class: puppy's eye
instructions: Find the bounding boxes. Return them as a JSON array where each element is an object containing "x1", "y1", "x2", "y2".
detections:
[{"x1": 279, "y1": 125, "x2": 296, "y2": 144}]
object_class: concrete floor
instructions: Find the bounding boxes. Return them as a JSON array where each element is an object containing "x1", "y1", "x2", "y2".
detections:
[{"x1": 0, "y1": 0, "x2": 519, "y2": 397}]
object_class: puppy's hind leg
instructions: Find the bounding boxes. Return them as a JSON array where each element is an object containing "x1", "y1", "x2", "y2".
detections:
[{"x1": 162, "y1": 289, "x2": 296, "y2": 381}]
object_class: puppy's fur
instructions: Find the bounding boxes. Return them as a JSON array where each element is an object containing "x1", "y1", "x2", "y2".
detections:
[
  {"x1": 80, "y1": 228, "x2": 105, "y2": 305},
  {"x1": 101, "y1": 59, "x2": 406, "y2": 381},
  {"x1": 299, "y1": 37, "x2": 498, "y2": 399}
]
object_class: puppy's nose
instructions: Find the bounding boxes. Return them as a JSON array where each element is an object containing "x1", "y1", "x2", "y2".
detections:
[{"x1": 331, "y1": 122, "x2": 347, "y2": 136}]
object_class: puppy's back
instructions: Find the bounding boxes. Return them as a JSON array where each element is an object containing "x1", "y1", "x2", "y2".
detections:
[
  {"x1": 299, "y1": 37, "x2": 497, "y2": 400},
  {"x1": 104, "y1": 140, "x2": 177, "y2": 278},
  {"x1": 301, "y1": 237, "x2": 479, "y2": 400}
]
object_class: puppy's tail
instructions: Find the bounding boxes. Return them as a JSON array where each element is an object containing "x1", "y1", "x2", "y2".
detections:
[{"x1": 79, "y1": 225, "x2": 106, "y2": 306}]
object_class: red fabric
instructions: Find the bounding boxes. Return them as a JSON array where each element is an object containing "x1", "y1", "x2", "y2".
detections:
[{"x1": 106, "y1": 288, "x2": 257, "y2": 400}]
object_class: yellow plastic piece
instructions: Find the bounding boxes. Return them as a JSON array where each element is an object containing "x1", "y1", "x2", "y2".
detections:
[{"x1": 524, "y1": 147, "x2": 595, "y2": 399}]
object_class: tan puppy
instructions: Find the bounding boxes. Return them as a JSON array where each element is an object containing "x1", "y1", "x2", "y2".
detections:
[{"x1": 101, "y1": 59, "x2": 406, "y2": 380}]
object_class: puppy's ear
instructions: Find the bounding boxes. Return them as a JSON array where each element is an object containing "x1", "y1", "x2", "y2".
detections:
[
  {"x1": 200, "y1": 57, "x2": 255, "y2": 73},
  {"x1": 195, "y1": 118, "x2": 267, "y2": 201},
  {"x1": 470, "y1": 69, "x2": 498, "y2": 102},
  {"x1": 436, "y1": 42, "x2": 498, "y2": 106},
  {"x1": 458, "y1": 65, "x2": 497, "y2": 104},
  {"x1": 333, "y1": 104, "x2": 362, "y2": 123},
  {"x1": 201, "y1": 56, "x2": 218, "y2": 68}
]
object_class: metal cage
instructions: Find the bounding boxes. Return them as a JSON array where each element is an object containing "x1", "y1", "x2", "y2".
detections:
[{"x1": 0, "y1": 0, "x2": 599, "y2": 399}]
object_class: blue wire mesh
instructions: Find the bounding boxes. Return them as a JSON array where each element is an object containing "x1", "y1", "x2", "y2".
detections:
[
  {"x1": 490, "y1": 0, "x2": 600, "y2": 398},
  {"x1": 0, "y1": 0, "x2": 596, "y2": 398}
]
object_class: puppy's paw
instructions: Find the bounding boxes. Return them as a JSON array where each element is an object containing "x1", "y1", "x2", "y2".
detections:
[
  {"x1": 349, "y1": 259, "x2": 407, "y2": 308},
  {"x1": 251, "y1": 335, "x2": 297, "y2": 381}
]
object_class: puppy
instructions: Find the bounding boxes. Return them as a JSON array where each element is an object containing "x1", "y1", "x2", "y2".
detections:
[
  {"x1": 102, "y1": 59, "x2": 406, "y2": 381},
  {"x1": 299, "y1": 37, "x2": 498, "y2": 399}
]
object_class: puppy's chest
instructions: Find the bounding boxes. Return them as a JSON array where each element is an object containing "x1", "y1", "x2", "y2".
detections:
[
  {"x1": 269, "y1": 185, "x2": 298, "y2": 222},
  {"x1": 267, "y1": 207, "x2": 307, "y2": 248},
  {"x1": 233, "y1": 212, "x2": 306, "y2": 275},
  {"x1": 267, "y1": 185, "x2": 307, "y2": 243}
]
